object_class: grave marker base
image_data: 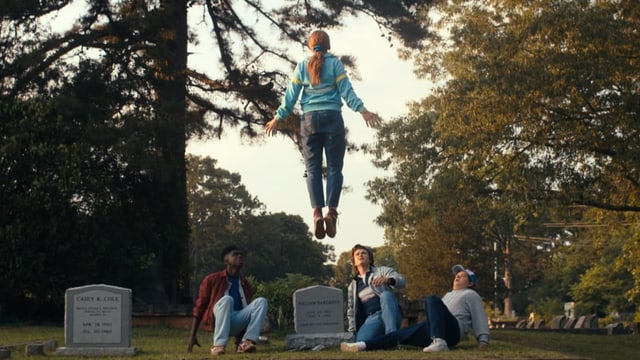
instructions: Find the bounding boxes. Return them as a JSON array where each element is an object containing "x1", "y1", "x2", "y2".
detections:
[
  {"x1": 285, "y1": 332, "x2": 353, "y2": 350},
  {"x1": 56, "y1": 346, "x2": 137, "y2": 356}
]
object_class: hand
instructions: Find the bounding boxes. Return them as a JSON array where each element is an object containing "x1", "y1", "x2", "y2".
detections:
[
  {"x1": 265, "y1": 118, "x2": 279, "y2": 136},
  {"x1": 360, "y1": 110, "x2": 381, "y2": 128},
  {"x1": 187, "y1": 334, "x2": 200, "y2": 353},
  {"x1": 370, "y1": 276, "x2": 390, "y2": 287}
]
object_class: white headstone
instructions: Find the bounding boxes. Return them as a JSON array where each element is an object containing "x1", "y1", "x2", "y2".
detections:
[
  {"x1": 286, "y1": 285, "x2": 353, "y2": 349},
  {"x1": 294, "y1": 285, "x2": 344, "y2": 334},
  {"x1": 56, "y1": 284, "x2": 136, "y2": 356}
]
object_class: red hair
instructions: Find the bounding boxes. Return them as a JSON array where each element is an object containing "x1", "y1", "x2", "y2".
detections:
[{"x1": 307, "y1": 30, "x2": 331, "y2": 86}]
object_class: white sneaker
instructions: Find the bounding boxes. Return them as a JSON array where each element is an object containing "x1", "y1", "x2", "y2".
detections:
[
  {"x1": 423, "y1": 338, "x2": 449, "y2": 352},
  {"x1": 340, "y1": 342, "x2": 364, "y2": 352}
]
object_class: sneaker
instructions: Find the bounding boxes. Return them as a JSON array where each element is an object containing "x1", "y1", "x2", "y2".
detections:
[
  {"x1": 210, "y1": 345, "x2": 225, "y2": 356},
  {"x1": 236, "y1": 340, "x2": 256, "y2": 353},
  {"x1": 423, "y1": 338, "x2": 449, "y2": 352},
  {"x1": 340, "y1": 342, "x2": 361, "y2": 352},
  {"x1": 313, "y1": 208, "x2": 325, "y2": 239},
  {"x1": 324, "y1": 209, "x2": 338, "y2": 238}
]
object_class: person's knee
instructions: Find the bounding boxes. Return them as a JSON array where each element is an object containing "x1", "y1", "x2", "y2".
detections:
[
  {"x1": 215, "y1": 295, "x2": 234, "y2": 309},
  {"x1": 424, "y1": 295, "x2": 441, "y2": 309},
  {"x1": 253, "y1": 297, "x2": 268, "y2": 309},
  {"x1": 214, "y1": 296, "x2": 234, "y2": 318}
]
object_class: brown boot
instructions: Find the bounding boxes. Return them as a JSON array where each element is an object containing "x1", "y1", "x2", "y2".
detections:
[
  {"x1": 324, "y1": 208, "x2": 338, "y2": 238},
  {"x1": 313, "y1": 208, "x2": 325, "y2": 239}
]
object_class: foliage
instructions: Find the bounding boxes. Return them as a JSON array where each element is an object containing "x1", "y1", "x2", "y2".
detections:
[
  {"x1": 567, "y1": 210, "x2": 636, "y2": 317},
  {"x1": 525, "y1": 209, "x2": 638, "y2": 320},
  {"x1": 0, "y1": 67, "x2": 158, "y2": 318},
  {"x1": 186, "y1": 155, "x2": 264, "y2": 286},
  {"x1": 329, "y1": 250, "x2": 353, "y2": 289},
  {"x1": 526, "y1": 297, "x2": 565, "y2": 324},
  {"x1": 412, "y1": 0, "x2": 640, "y2": 212},
  {"x1": 369, "y1": 0, "x2": 640, "y2": 320},
  {"x1": 186, "y1": 155, "x2": 334, "y2": 300},
  {"x1": 253, "y1": 273, "x2": 317, "y2": 330},
  {"x1": 234, "y1": 213, "x2": 333, "y2": 282},
  {"x1": 367, "y1": 112, "x2": 540, "y2": 308}
]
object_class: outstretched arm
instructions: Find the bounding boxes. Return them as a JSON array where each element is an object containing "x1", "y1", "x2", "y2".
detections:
[
  {"x1": 187, "y1": 317, "x2": 202, "y2": 353},
  {"x1": 360, "y1": 109, "x2": 381, "y2": 128},
  {"x1": 265, "y1": 118, "x2": 279, "y2": 136}
]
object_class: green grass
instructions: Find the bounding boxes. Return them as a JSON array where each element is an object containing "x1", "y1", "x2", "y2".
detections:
[{"x1": 1, "y1": 325, "x2": 638, "y2": 360}]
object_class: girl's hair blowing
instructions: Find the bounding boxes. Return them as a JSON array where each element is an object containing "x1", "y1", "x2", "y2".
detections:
[{"x1": 307, "y1": 30, "x2": 331, "y2": 86}]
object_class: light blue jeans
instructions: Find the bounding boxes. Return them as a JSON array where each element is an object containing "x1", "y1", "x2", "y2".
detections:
[
  {"x1": 300, "y1": 110, "x2": 346, "y2": 209},
  {"x1": 355, "y1": 291, "x2": 402, "y2": 342},
  {"x1": 212, "y1": 296, "x2": 268, "y2": 347}
]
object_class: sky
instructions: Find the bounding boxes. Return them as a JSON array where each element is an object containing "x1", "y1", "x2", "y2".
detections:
[{"x1": 187, "y1": 15, "x2": 432, "y2": 259}]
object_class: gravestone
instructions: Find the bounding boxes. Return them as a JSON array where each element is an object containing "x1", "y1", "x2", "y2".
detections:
[
  {"x1": 285, "y1": 285, "x2": 352, "y2": 349},
  {"x1": 605, "y1": 322, "x2": 624, "y2": 335},
  {"x1": 574, "y1": 315, "x2": 587, "y2": 329},
  {"x1": 550, "y1": 315, "x2": 566, "y2": 329},
  {"x1": 563, "y1": 316, "x2": 577, "y2": 329},
  {"x1": 583, "y1": 314, "x2": 598, "y2": 329},
  {"x1": 56, "y1": 284, "x2": 137, "y2": 356},
  {"x1": 564, "y1": 302, "x2": 575, "y2": 318}
]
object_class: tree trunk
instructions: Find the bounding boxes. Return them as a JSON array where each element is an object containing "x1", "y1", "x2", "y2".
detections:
[
  {"x1": 503, "y1": 237, "x2": 513, "y2": 317},
  {"x1": 150, "y1": 0, "x2": 190, "y2": 306}
]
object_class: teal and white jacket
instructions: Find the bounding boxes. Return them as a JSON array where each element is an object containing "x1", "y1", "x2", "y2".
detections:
[{"x1": 275, "y1": 54, "x2": 365, "y2": 121}]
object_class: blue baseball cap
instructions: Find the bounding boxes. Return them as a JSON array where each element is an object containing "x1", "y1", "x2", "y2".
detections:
[{"x1": 452, "y1": 264, "x2": 477, "y2": 288}]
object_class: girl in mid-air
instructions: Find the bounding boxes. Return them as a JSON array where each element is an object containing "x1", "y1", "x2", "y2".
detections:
[{"x1": 265, "y1": 30, "x2": 380, "y2": 239}]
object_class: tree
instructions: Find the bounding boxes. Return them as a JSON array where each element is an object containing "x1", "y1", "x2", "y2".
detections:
[
  {"x1": 367, "y1": 106, "x2": 568, "y2": 314},
  {"x1": 366, "y1": 111, "x2": 494, "y2": 300},
  {"x1": 234, "y1": 213, "x2": 333, "y2": 282},
  {"x1": 410, "y1": 0, "x2": 640, "y2": 212},
  {"x1": 1, "y1": 0, "x2": 433, "y2": 308},
  {"x1": 186, "y1": 154, "x2": 263, "y2": 294},
  {"x1": 186, "y1": 155, "x2": 332, "y2": 286},
  {"x1": 331, "y1": 250, "x2": 353, "y2": 289},
  {"x1": 406, "y1": 0, "x2": 640, "y2": 315},
  {"x1": 0, "y1": 65, "x2": 159, "y2": 318},
  {"x1": 567, "y1": 209, "x2": 636, "y2": 318}
]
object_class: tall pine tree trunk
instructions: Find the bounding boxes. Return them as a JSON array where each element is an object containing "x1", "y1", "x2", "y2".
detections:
[
  {"x1": 503, "y1": 237, "x2": 513, "y2": 317},
  {"x1": 146, "y1": 0, "x2": 190, "y2": 306}
]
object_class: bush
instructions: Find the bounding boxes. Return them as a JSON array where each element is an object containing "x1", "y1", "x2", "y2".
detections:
[{"x1": 253, "y1": 273, "x2": 317, "y2": 331}]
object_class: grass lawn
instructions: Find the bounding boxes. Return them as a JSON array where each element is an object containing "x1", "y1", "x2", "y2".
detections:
[{"x1": 1, "y1": 325, "x2": 638, "y2": 359}]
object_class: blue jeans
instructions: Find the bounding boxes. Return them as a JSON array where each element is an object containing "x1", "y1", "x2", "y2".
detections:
[
  {"x1": 212, "y1": 296, "x2": 268, "y2": 346},
  {"x1": 300, "y1": 110, "x2": 346, "y2": 209},
  {"x1": 355, "y1": 291, "x2": 402, "y2": 342},
  {"x1": 363, "y1": 295, "x2": 460, "y2": 350}
]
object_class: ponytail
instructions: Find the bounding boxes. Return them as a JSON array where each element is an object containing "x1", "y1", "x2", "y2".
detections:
[
  {"x1": 306, "y1": 30, "x2": 331, "y2": 86},
  {"x1": 307, "y1": 51, "x2": 324, "y2": 86}
]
